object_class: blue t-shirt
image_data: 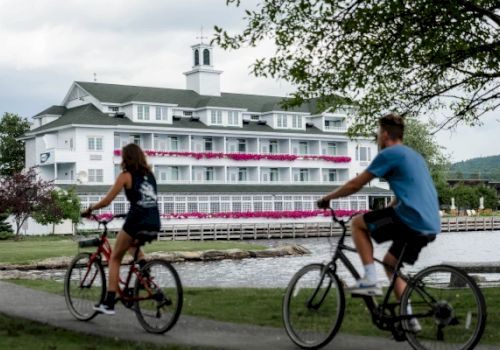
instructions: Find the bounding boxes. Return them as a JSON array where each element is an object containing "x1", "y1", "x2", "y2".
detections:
[{"x1": 367, "y1": 144, "x2": 441, "y2": 234}]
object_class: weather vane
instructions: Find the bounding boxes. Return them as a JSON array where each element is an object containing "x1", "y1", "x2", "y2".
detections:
[{"x1": 196, "y1": 26, "x2": 208, "y2": 44}]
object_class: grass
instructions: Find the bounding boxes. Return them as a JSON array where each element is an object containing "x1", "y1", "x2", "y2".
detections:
[
  {"x1": 0, "y1": 313, "x2": 206, "y2": 350},
  {"x1": 0, "y1": 239, "x2": 266, "y2": 265},
  {"x1": 10, "y1": 279, "x2": 500, "y2": 345}
]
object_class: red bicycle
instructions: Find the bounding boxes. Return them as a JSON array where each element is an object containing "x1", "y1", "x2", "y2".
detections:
[{"x1": 64, "y1": 214, "x2": 183, "y2": 334}]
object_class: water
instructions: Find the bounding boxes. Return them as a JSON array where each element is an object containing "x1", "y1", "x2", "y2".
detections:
[
  {"x1": 174, "y1": 230, "x2": 500, "y2": 288},
  {"x1": 25, "y1": 231, "x2": 500, "y2": 288}
]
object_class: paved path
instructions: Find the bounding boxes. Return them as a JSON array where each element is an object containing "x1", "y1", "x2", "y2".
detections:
[{"x1": 0, "y1": 281, "x2": 496, "y2": 350}]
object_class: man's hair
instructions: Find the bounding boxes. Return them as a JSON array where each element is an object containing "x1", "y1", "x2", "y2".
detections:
[{"x1": 379, "y1": 113, "x2": 405, "y2": 140}]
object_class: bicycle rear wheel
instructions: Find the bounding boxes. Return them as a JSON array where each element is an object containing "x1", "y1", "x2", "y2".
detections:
[
  {"x1": 134, "y1": 259, "x2": 183, "y2": 334},
  {"x1": 401, "y1": 264, "x2": 487, "y2": 350},
  {"x1": 283, "y1": 263, "x2": 345, "y2": 349},
  {"x1": 64, "y1": 252, "x2": 106, "y2": 321}
]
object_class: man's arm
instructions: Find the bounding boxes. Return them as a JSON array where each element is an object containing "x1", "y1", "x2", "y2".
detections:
[
  {"x1": 321, "y1": 171, "x2": 375, "y2": 203},
  {"x1": 388, "y1": 197, "x2": 398, "y2": 207}
]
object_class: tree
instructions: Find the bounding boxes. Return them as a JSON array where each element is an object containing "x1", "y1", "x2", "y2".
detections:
[
  {"x1": 33, "y1": 188, "x2": 81, "y2": 234},
  {"x1": 475, "y1": 184, "x2": 499, "y2": 209},
  {"x1": 215, "y1": 1, "x2": 500, "y2": 132},
  {"x1": 0, "y1": 168, "x2": 53, "y2": 237},
  {"x1": 0, "y1": 212, "x2": 13, "y2": 240},
  {"x1": 0, "y1": 113, "x2": 31, "y2": 176},
  {"x1": 451, "y1": 183, "x2": 477, "y2": 209},
  {"x1": 403, "y1": 117, "x2": 451, "y2": 205}
]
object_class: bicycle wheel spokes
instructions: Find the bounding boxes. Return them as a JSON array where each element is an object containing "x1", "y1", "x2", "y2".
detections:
[
  {"x1": 64, "y1": 253, "x2": 105, "y2": 321},
  {"x1": 402, "y1": 265, "x2": 486, "y2": 350},
  {"x1": 283, "y1": 264, "x2": 345, "y2": 349},
  {"x1": 134, "y1": 260, "x2": 183, "y2": 334}
]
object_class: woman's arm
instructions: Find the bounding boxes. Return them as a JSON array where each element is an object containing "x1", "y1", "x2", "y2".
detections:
[{"x1": 83, "y1": 172, "x2": 130, "y2": 215}]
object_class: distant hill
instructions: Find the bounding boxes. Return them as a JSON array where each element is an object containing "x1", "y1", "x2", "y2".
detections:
[{"x1": 450, "y1": 155, "x2": 500, "y2": 181}]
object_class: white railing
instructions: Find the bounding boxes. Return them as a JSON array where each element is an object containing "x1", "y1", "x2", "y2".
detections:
[{"x1": 324, "y1": 125, "x2": 348, "y2": 132}]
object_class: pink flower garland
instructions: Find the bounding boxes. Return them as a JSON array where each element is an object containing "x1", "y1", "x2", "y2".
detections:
[
  {"x1": 95, "y1": 210, "x2": 365, "y2": 221},
  {"x1": 113, "y1": 150, "x2": 351, "y2": 163}
]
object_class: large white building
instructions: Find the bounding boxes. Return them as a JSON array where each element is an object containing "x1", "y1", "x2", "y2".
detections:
[{"x1": 22, "y1": 43, "x2": 390, "y2": 222}]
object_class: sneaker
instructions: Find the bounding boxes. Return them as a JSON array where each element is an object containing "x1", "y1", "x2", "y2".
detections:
[
  {"x1": 346, "y1": 277, "x2": 382, "y2": 296},
  {"x1": 93, "y1": 303, "x2": 115, "y2": 316},
  {"x1": 407, "y1": 317, "x2": 422, "y2": 333}
]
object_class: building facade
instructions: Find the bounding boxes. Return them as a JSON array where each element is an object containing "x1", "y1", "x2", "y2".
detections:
[{"x1": 22, "y1": 43, "x2": 390, "y2": 222}]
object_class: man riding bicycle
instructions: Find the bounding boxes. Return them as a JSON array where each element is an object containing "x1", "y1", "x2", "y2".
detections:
[{"x1": 318, "y1": 113, "x2": 440, "y2": 304}]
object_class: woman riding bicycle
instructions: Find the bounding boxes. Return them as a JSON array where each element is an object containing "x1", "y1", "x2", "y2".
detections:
[{"x1": 82, "y1": 143, "x2": 161, "y2": 315}]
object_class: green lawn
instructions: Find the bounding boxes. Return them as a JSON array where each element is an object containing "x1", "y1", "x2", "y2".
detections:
[
  {"x1": 0, "y1": 313, "x2": 206, "y2": 350},
  {"x1": 0, "y1": 238, "x2": 265, "y2": 265},
  {"x1": 10, "y1": 279, "x2": 500, "y2": 345}
]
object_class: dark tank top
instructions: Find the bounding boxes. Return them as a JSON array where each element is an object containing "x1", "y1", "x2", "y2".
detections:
[{"x1": 124, "y1": 171, "x2": 160, "y2": 231}]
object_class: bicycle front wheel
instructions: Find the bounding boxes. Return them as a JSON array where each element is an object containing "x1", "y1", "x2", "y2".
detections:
[
  {"x1": 401, "y1": 264, "x2": 487, "y2": 350},
  {"x1": 283, "y1": 263, "x2": 345, "y2": 349},
  {"x1": 134, "y1": 259, "x2": 183, "y2": 334},
  {"x1": 64, "y1": 252, "x2": 106, "y2": 321}
]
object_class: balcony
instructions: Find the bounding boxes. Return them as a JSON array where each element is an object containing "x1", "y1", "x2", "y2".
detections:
[{"x1": 38, "y1": 147, "x2": 76, "y2": 165}]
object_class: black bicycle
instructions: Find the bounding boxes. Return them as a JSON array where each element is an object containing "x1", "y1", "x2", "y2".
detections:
[{"x1": 282, "y1": 208, "x2": 487, "y2": 350}]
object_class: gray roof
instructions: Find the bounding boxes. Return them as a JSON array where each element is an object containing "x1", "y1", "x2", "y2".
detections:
[
  {"x1": 28, "y1": 103, "x2": 332, "y2": 135},
  {"x1": 34, "y1": 105, "x2": 67, "y2": 117},
  {"x1": 76, "y1": 81, "x2": 314, "y2": 113},
  {"x1": 60, "y1": 184, "x2": 391, "y2": 195}
]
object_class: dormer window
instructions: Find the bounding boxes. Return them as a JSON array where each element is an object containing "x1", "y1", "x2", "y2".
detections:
[
  {"x1": 108, "y1": 106, "x2": 119, "y2": 112},
  {"x1": 155, "y1": 106, "x2": 168, "y2": 121},
  {"x1": 277, "y1": 114, "x2": 288, "y2": 128},
  {"x1": 250, "y1": 115, "x2": 260, "y2": 121},
  {"x1": 137, "y1": 105, "x2": 150, "y2": 120},
  {"x1": 210, "y1": 110, "x2": 222, "y2": 125},
  {"x1": 292, "y1": 115, "x2": 303, "y2": 129},
  {"x1": 228, "y1": 111, "x2": 239, "y2": 126}
]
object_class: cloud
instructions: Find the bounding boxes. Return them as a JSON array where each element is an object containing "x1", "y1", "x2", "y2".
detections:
[{"x1": 0, "y1": 0, "x2": 497, "y2": 161}]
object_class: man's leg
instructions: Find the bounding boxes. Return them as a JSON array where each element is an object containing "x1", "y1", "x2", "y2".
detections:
[
  {"x1": 382, "y1": 252, "x2": 406, "y2": 299},
  {"x1": 351, "y1": 214, "x2": 374, "y2": 265},
  {"x1": 350, "y1": 215, "x2": 379, "y2": 292}
]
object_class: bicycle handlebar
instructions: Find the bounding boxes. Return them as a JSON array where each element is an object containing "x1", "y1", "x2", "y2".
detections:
[{"x1": 81, "y1": 213, "x2": 127, "y2": 224}]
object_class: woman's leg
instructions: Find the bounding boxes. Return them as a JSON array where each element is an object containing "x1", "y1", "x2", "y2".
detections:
[
  {"x1": 127, "y1": 246, "x2": 145, "y2": 262},
  {"x1": 108, "y1": 230, "x2": 133, "y2": 293}
]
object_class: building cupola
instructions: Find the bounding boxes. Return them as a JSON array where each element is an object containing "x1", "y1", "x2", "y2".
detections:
[{"x1": 183, "y1": 31, "x2": 223, "y2": 96}]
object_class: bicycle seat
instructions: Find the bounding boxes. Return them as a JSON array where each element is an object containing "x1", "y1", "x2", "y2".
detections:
[{"x1": 135, "y1": 231, "x2": 158, "y2": 245}]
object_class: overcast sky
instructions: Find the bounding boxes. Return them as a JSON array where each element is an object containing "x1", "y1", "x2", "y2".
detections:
[{"x1": 0, "y1": 0, "x2": 498, "y2": 162}]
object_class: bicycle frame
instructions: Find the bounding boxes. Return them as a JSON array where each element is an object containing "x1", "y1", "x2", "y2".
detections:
[{"x1": 79, "y1": 215, "x2": 159, "y2": 304}]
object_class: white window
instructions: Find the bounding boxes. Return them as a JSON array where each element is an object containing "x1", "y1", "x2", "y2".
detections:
[
  {"x1": 88, "y1": 137, "x2": 103, "y2": 151},
  {"x1": 169, "y1": 136, "x2": 179, "y2": 151},
  {"x1": 326, "y1": 142, "x2": 337, "y2": 155},
  {"x1": 250, "y1": 114, "x2": 260, "y2": 121},
  {"x1": 169, "y1": 166, "x2": 179, "y2": 181},
  {"x1": 204, "y1": 137, "x2": 213, "y2": 151},
  {"x1": 356, "y1": 146, "x2": 372, "y2": 162},
  {"x1": 205, "y1": 167, "x2": 214, "y2": 181},
  {"x1": 300, "y1": 169, "x2": 309, "y2": 182},
  {"x1": 228, "y1": 111, "x2": 239, "y2": 125},
  {"x1": 299, "y1": 141, "x2": 308, "y2": 155},
  {"x1": 328, "y1": 169, "x2": 337, "y2": 182},
  {"x1": 108, "y1": 106, "x2": 119, "y2": 112},
  {"x1": 88, "y1": 169, "x2": 103, "y2": 183},
  {"x1": 269, "y1": 140, "x2": 279, "y2": 154},
  {"x1": 211, "y1": 110, "x2": 222, "y2": 125},
  {"x1": 155, "y1": 106, "x2": 168, "y2": 121},
  {"x1": 270, "y1": 168, "x2": 279, "y2": 182},
  {"x1": 238, "y1": 168, "x2": 247, "y2": 182},
  {"x1": 277, "y1": 114, "x2": 288, "y2": 128},
  {"x1": 114, "y1": 134, "x2": 120, "y2": 149},
  {"x1": 238, "y1": 139, "x2": 246, "y2": 153},
  {"x1": 292, "y1": 115, "x2": 302, "y2": 128},
  {"x1": 137, "y1": 105, "x2": 150, "y2": 120},
  {"x1": 129, "y1": 134, "x2": 141, "y2": 146}
]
